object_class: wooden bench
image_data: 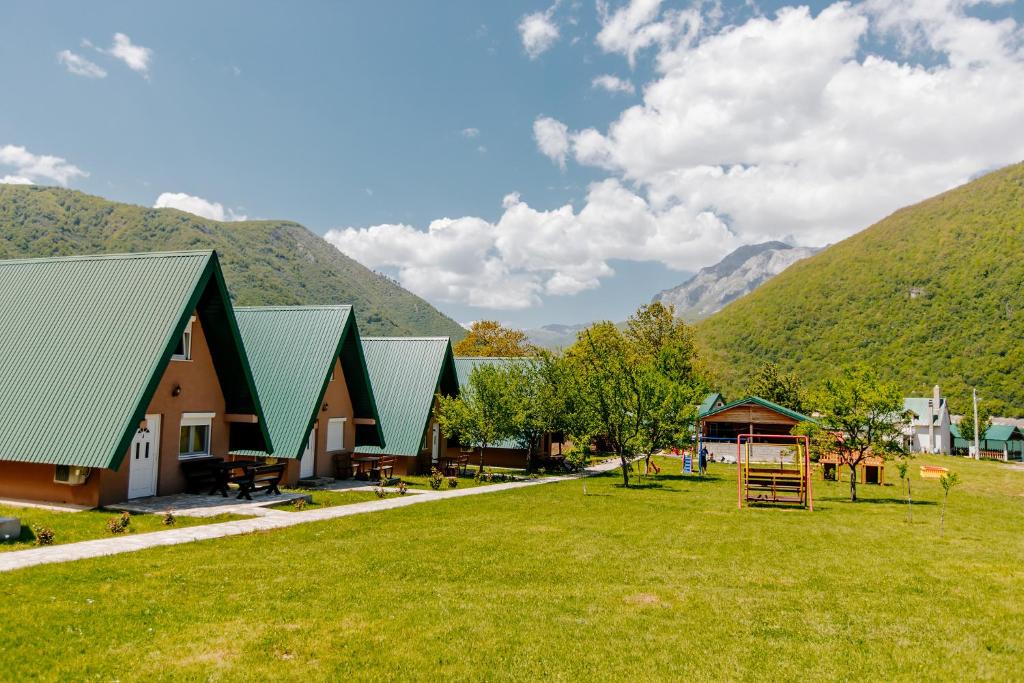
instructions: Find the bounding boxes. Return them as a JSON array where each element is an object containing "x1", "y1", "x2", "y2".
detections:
[
  {"x1": 231, "y1": 463, "x2": 285, "y2": 500},
  {"x1": 443, "y1": 454, "x2": 470, "y2": 477},
  {"x1": 372, "y1": 456, "x2": 395, "y2": 483},
  {"x1": 180, "y1": 457, "x2": 225, "y2": 494}
]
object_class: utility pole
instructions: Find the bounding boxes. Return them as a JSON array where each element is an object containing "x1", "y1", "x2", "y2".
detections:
[{"x1": 973, "y1": 388, "x2": 980, "y2": 460}]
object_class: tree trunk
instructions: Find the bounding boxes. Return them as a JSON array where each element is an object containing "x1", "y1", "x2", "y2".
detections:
[
  {"x1": 849, "y1": 465, "x2": 858, "y2": 502},
  {"x1": 940, "y1": 492, "x2": 947, "y2": 536},
  {"x1": 906, "y1": 478, "x2": 913, "y2": 522},
  {"x1": 620, "y1": 449, "x2": 630, "y2": 488},
  {"x1": 478, "y1": 444, "x2": 487, "y2": 474}
]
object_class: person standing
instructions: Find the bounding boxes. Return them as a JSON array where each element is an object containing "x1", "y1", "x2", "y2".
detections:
[{"x1": 698, "y1": 445, "x2": 709, "y2": 476}]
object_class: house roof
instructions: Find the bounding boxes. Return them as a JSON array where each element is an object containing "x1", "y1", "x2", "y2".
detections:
[
  {"x1": 0, "y1": 250, "x2": 271, "y2": 469},
  {"x1": 700, "y1": 395, "x2": 813, "y2": 424},
  {"x1": 234, "y1": 306, "x2": 384, "y2": 458},
  {"x1": 951, "y1": 423, "x2": 1022, "y2": 443},
  {"x1": 355, "y1": 337, "x2": 459, "y2": 457},
  {"x1": 453, "y1": 357, "x2": 536, "y2": 450},
  {"x1": 903, "y1": 397, "x2": 947, "y2": 426},
  {"x1": 698, "y1": 392, "x2": 726, "y2": 417}
]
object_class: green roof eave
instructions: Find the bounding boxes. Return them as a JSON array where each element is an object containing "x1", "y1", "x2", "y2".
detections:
[{"x1": 700, "y1": 395, "x2": 814, "y2": 424}]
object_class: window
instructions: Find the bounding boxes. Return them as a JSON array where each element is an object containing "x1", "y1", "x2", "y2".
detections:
[
  {"x1": 172, "y1": 317, "x2": 195, "y2": 361},
  {"x1": 178, "y1": 412, "x2": 214, "y2": 459}
]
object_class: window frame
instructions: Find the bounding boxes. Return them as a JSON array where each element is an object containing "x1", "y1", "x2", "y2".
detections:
[
  {"x1": 171, "y1": 317, "x2": 195, "y2": 362},
  {"x1": 178, "y1": 412, "x2": 215, "y2": 460}
]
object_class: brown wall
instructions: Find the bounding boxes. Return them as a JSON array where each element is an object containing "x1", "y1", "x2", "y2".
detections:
[
  {"x1": 309, "y1": 357, "x2": 356, "y2": 480},
  {"x1": 702, "y1": 404, "x2": 798, "y2": 427},
  {"x1": 0, "y1": 461, "x2": 102, "y2": 507}
]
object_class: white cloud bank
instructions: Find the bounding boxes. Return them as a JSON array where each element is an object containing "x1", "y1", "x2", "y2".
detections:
[
  {"x1": 154, "y1": 192, "x2": 246, "y2": 222},
  {"x1": 0, "y1": 145, "x2": 88, "y2": 186},
  {"x1": 519, "y1": 5, "x2": 561, "y2": 59},
  {"x1": 106, "y1": 33, "x2": 152, "y2": 76},
  {"x1": 57, "y1": 50, "x2": 107, "y2": 78},
  {"x1": 330, "y1": 0, "x2": 1024, "y2": 310}
]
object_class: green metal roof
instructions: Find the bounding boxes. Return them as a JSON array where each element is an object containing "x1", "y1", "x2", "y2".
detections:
[
  {"x1": 453, "y1": 357, "x2": 534, "y2": 449},
  {"x1": 234, "y1": 306, "x2": 384, "y2": 459},
  {"x1": 0, "y1": 250, "x2": 272, "y2": 469},
  {"x1": 356, "y1": 337, "x2": 459, "y2": 457},
  {"x1": 903, "y1": 398, "x2": 948, "y2": 426},
  {"x1": 698, "y1": 392, "x2": 726, "y2": 417},
  {"x1": 701, "y1": 395, "x2": 814, "y2": 424},
  {"x1": 951, "y1": 423, "x2": 1022, "y2": 443}
]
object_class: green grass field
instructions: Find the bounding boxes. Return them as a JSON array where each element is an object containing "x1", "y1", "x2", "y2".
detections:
[
  {"x1": 0, "y1": 455, "x2": 1021, "y2": 681},
  {"x1": 0, "y1": 506, "x2": 248, "y2": 552},
  {"x1": 276, "y1": 489, "x2": 390, "y2": 510}
]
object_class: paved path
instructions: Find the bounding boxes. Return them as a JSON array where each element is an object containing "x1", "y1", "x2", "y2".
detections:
[{"x1": 0, "y1": 458, "x2": 625, "y2": 573}]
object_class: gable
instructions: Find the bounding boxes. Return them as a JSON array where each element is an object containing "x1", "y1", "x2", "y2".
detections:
[
  {"x1": 235, "y1": 306, "x2": 383, "y2": 459},
  {"x1": 356, "y1": 337, "x2": 457, "y2": 457},
  {"x1": 701, "y1": 396, "x2": 812, "y2": 424},
  {"x1": 0, "y1": 251, "x2": 271, "y2": 469}
]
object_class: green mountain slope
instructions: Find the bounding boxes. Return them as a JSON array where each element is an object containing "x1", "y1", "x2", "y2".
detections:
[
  {"x1": 0, "y1": 185, "x2": 465, "y2": 338},
  {"x1": 697, "y1": 162, "x2": 1024, "y2": 416}
]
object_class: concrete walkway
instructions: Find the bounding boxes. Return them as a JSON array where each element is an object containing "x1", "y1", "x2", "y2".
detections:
[{"x1": 0, "y1": 458, "x2": 626, "y2": 573}]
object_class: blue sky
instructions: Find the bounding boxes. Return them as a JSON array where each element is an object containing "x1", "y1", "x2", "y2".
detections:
[{"x1": 2, "y1": 1, "x2": 1023, "y2": 328}]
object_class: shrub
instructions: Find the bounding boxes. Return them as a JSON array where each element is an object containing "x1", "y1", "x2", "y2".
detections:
[
  {"x1": 292, "y1": 498, "x2": 307, "y2": 511},
  {"x1": 428, "y1": 468, "x2": 444, "y2": 490},
  {"x1": 374, "y1": 482, "x2": 388, "y2": 498},
  {"x1": 161, "y1": 510, "x2": 176, "y2": 526},
  {"x1": 106, "y1": 515, "x2": 129, "y2": 534},
  {"x1": 447, "y1": 477, "x2": 459, "y2": 489},
  {"x1": 397, "y1": 480, "x2": 409, "y2": 496},
  {"x1": 564, "y1": 442, "x2": 592, "y2": 472},
  {"x1": 32, "y1": 525, "x2": 55, "y2": 546}
]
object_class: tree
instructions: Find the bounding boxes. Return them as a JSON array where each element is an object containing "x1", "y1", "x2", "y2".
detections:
[
  {"x1": 799, "y1": 366, "x2": 909, "y2": 502},
  {"x1": 453, "y1": 321, "x2": 535, "y2": 357},
  {"x1": 939, "y1": 471, "x2": 961, "y2": 536},
  {"x1": 750, "y1": 362, "x2": 806, "y2": 413},
  {"x1": 502, "y1": 353, "x2": 569, "y2": 471},
  {"x1": 436, "y1": 364, "x2": 515, "y2": 473},
  {"x1": 896, "y1": 456, "x2": 913, "y2": 522},
  {"x1": 565, "y1": 303, "x2": 704, "y2": 487}
]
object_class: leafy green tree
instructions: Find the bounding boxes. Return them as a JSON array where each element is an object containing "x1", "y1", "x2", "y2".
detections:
[
  {"x1": 436, "y1": 364, "x2": 516, "y2": 473},
  {"x1": 896, "y1": 456, "x2": 914, "y2": 522},
  {"x1": 750, "y1": 362, "x2": 806, "y2": 413},
  {"x1": 502, "y1": 353, "x2": 569, "y2": 471},
  {"x1": 939, "y1": 471, "x2": 962, "y2": 536},
  {"x1": 453, "y1": 321, "x2": 535, "y2": 357},
  {"x1": 798, "y1": 366, "x2": 909, "y2": 502}
]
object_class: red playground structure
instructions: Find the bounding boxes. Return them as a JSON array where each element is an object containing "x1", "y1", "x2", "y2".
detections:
[{"x1": 736, "y1": 433, "x2": 813, "y2": 510}]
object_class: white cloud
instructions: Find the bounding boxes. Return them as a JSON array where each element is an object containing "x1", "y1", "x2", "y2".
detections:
[
  {"x1": 104, "y1": 33, "x2": 152, "y2": 77},
  {"x1": 0, "y1": 145, "x2": 88, "y2": 186},
  {"x1": 461, "y1": 127, "x2": 480, "y2": 138},
  {"x1": 56, "y1": 50, "x2": 107, "y2": 78},
  {"x1": 1, "y1": 175, "x2": 33, "y2": 185},
  {"x1": 591, "y1": 73, "x2": 635, "y2": 94},
  {"x1": 519, "y1": 5, "x2": 561, "y2": 59},
  {"x1": 533, "y1": 116, "x2": 570, "y2": 169},
  {"x1": 153, "y1": 192, "x2": 246, "y2": 221},
  {"x1": 331, "y1": 0, "x2": 1024, "y2": 310}
]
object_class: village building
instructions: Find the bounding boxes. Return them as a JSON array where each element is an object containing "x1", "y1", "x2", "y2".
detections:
[
  {"x1": 951, "y1": 422, "x2": 1024, "y2": 461},
  {"x1": 0, "y1": 251, "x2": 273, "y2": 507},
  {"x1": 902, "y1": 386, "x2": 951, "y2": 454},
  {"x1": 233, "y1": 306, "x2": 384, "y2": 486},
  {"x1": 698, "y1": 395, "x2": 813, "y2": 463},
  {"x1": 354, "y1": 337, "x2": 459, "y2": 476}
]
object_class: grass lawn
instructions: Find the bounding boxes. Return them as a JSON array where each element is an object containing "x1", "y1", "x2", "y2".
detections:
[
  {"x1": 399, "y1": 469, "x2": 523, "y2": 490},
  {"x1": 275, "y1": 489, "x2": 392, "y2": 510},
  {"x1": 0, "y1": 506, "x2": 248, "y2": 552},
  {"x1": 0, "y1": 455, "x2": 1021, "y2": 681}
]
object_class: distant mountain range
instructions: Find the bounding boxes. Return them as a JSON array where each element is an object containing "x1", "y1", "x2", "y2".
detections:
[
  {"x1": 0, "y1": 185, "x2": 465, "y2": 338},
  {"x1": 524, "y1": 323, "x2": 589, "y2": 349},
  {"x1": 696, "y1": 162, "x2": 1024, "y2": 417},
  {"x1": 654, "y1": 241, "x2": 820, "y2": 321}
]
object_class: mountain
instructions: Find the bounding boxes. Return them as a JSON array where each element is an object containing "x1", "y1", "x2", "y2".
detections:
[
  {"x1": 524, "y1": 323, "x2": 589, "y2": 349},
  {"x1": 0, "y1": 185, "x2": 465, "y2": 338},
  {"x1": 696, "y1": 163, "x2": 1024, "y2": 416},
  {"x1": 654, "y1": 241, "x2": 819, "y2": 321}
]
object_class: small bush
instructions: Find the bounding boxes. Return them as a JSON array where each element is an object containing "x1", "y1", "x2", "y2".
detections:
[
  {"x1": 428, "y1": 468, "x2": 444, "y2": 490},
  {"x1": 32, "y1": 525, "x2": 55, "y2": 546},
  {"x1": 397, "y1": 480, "x2": 409, "y2": 496},
  {"x1": 292, "y1": 498, "x2": 307, "y2": 511},
  {"x1": 374, "y1": 482, "x2": 388, "y2": 498},
  {"x1": 161, "y1": 510, "x2": 176, "y2": 526},
  {"x1": 106, "y1": 515, "x2": 129, "y2": 534},
  {"x1": 447, "y1": 477, "x2": 459, "y2": 489}
]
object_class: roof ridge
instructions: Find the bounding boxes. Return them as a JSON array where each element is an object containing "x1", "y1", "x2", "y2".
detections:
[
  {"x1": 0, "y1": 250, "x2": 214, "y2": 266},
  {"x1": 361, "y1": 336, "x2": 451, "y2": 341},
  {"x1": 235, "y1": 305, "x2": 353, "y2": 312}
]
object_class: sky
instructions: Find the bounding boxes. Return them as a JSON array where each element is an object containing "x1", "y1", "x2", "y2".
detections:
[{"x1": 2, "y1": 1, "x2": 1024, "y2": 329}]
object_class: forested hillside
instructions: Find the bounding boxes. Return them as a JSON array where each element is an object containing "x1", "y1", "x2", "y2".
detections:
[
  {"x1": 0, "y1": 185, "x2": 465, "y2": 338},
  {"x1": 697, "y1": 163, "x2": 1024, "y2": 416}
]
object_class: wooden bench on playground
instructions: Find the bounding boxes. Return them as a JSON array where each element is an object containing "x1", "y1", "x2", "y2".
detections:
[
  {"x1": 744, "y1": 466, "x2": 805, "y2": 505},
  {"x1": 231, "y1": 463, "x2": 285, "y2": 500},
  {"x1": 371, "y1": 456, "x2": 395, "y2": 483}
]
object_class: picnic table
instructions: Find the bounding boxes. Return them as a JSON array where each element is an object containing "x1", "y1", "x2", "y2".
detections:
[
  {"x1": 181, "y1": 457, "x2": 256, "y2": 497},
  {"x1": 351, "y1": 456, "x2": 380, "y2": 480},
  {"x1": 211, "y1": 460, "x2": 255, "y2": 497}
]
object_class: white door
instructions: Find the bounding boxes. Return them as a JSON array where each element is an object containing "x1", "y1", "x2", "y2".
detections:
[
  {"x1": 128, "y1": 414, "x2": 161, "y2": 499},
  {"x1": 431, "y1": 423, "x2": 440, "y2": 464},
  {"x1": 300, "y1": 427, "x2": 316, "y2": 478},
  {"x1": 327, "y1": 418, "x2": 345, "y2": 452}
]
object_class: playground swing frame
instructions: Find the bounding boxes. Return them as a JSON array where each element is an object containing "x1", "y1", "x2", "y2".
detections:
[{"x1": 736, "y1": 433, "x2": 814, "y2": 510}]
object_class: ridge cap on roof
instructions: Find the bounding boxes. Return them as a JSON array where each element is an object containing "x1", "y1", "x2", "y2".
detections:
[
  {"x1": 234, "y1": 305, "x2": 353, "y2": 312},
  {"x1": 0, "y1": 250, "x2": 214, "y2": 266},
  {"x1": 361, "y1": 336, "x2": 451, "y2": 341}
]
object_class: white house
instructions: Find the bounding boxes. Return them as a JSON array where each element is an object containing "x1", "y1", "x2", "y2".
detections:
[{"x1": 902, "y1": 385, "x2": 951, "y2": 454}]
